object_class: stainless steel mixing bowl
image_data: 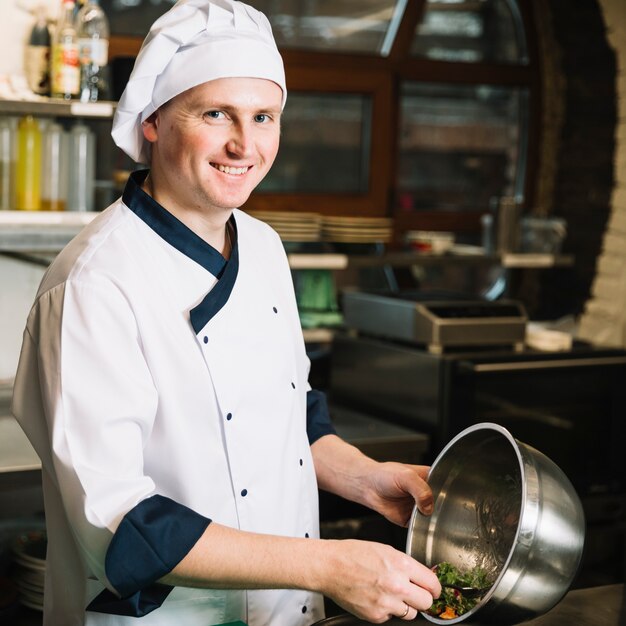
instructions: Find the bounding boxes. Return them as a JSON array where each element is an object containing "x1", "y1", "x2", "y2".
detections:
[{"x1": 406, "y1": 422, "x2": 585, "y2": 624}]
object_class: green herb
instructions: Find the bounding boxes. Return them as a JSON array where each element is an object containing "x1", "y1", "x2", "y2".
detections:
[{"x1": 427, "y1": 562, "x2": 492, "y2": 620}]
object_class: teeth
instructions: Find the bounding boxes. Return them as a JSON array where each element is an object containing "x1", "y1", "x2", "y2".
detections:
[{"x1": 216, "y1": 164, "x2": 249, "y2": 175}]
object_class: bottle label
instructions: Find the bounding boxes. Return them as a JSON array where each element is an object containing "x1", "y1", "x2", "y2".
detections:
[
  {"x1": 51, "y1": 43, "x2": 80, "y2": 96},
  {"x1": 78, "y1": 38, "x2": 109, "y2": 67},
  {"x1": 24, "y1": 46, "x2": 50, "y2": 95}
]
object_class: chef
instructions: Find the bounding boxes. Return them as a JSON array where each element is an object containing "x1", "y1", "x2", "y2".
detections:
[{"x1": 11, "y1": 1, "x2": 441, "y2": 625}]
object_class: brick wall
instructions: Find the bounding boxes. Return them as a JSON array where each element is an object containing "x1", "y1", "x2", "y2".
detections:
[
  {"x1": 516, "y1": 0, "x2": 618, "y2": 323},
  {"x1": 578, "y1": 0, "x2": 626, "y2": 346}
]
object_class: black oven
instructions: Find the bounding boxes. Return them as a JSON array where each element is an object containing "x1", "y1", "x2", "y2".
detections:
[{"x1": 329, "y1": 333, "x2": 626, "y2": 586}]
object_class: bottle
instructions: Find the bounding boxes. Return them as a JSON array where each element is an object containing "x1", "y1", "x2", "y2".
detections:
[
  {"x1": 41, "y1": 122, "x2": 68, "y2": 211},
  {"x1": 67, "y1": 122, "x2": 95, "y2": 212},
  {"x1": 76, "y1": 0, "x2": 110, "y2": 102},
  {"x1": 15, "y1": 116, "x2": 42, "y2": 211},
  {"x1": 24, "y1": 7, "x2": 51, "y2": 96},
  {"x1": 0, "y1": 118, "x2": 16, "y2": 210},
  {"x1": 51, "y1": 0, "x2": 80, "y2": 99},
  {"x1": 496, "y1": 196, "x2": 522, "y2": 254}
]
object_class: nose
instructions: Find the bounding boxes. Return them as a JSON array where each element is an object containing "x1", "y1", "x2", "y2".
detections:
[{"x1": 226, "y1": 122, "x2": 253, "y2": 158}]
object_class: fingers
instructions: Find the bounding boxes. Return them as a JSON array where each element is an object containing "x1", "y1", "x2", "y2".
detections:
[
  {"x1": 398, "y1": 465, "x2": 434, "y2": 516},
  {"x1": 412, "y1": 481, "x2": 434, "y2": 516},
  {"x1": 394, "y1": 601, "x2": 413, "y2": 620},
  {"x1": 321, "y1": 540, "x2": 440, "y2": 624},
  {"x1": 410, "y1": 558, "x2": 442, "y2": 599}
]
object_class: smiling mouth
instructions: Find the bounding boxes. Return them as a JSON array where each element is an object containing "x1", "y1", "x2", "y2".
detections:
[{"x1": 211, "y1": 163, "x2": 250, "y2": 175}]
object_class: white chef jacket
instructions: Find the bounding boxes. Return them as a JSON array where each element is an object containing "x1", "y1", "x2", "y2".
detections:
[{"x1": 11, "y1": 170, "x2": 332, "y2": 626}]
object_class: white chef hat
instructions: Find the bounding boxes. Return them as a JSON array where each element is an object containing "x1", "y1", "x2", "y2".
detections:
[{"x1": 111, "y1": 0, "x2": 286, "y2": 164}]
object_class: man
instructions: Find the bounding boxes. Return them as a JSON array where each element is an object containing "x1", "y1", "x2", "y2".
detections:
[{"x1": 11, "y1": 1, "x2": 440, "y2": 624}]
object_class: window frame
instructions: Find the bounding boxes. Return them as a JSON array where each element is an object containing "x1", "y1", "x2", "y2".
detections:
[{"x1": 109, "y1": 0, "x2": 540, "y2": 232}]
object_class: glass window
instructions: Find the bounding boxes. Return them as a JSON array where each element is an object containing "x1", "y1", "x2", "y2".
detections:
[
  {"x1": 102, "y1": 0, "x2": 407, "y2": 55},
  {"x1": 396, "y1": 82, "x2": 527, "y2": 212},
  {"x1": 253, "y1": 0, "x2": 405, "y2": 55},
  {"x1": 258, "y1": 92, "x2": 371, "y2": 193},
  {"x1": 410, "y1": 0, "x2": 528, "y2": 64}
]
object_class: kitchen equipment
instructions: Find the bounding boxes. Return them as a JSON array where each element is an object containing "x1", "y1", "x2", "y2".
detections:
[
  {"x1": 341, "y1": 290, "x2": 527, "y2": 353},
  {"x1": 406, "y1": 423, "x2": 585, "y2": 624},
  {"x1": 330, "y1": 333, "x2": 626, "y2": 587}
]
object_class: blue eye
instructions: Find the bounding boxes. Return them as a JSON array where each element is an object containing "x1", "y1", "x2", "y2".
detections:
[
  {"x1": 255, "y1": 114, "x2": 269, "y2": 123},
  {"x1": 204, "y1": 111, "x2": 223, "y2": 119}
]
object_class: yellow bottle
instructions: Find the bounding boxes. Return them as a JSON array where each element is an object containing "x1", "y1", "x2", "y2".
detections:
[{"x1": 16, "y1": 115, "x2": 42, "y2": 210}]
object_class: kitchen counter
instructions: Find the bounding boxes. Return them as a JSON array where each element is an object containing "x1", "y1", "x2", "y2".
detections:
[
  {"x1": 330, "y1": 405, "x2": 429, "y2": 464},
  {"x1": 521, "y1": 583, "x2": 624, "y2": 626}
]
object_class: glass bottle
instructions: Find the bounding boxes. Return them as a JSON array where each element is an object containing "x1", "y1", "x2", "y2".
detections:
[
  {"x1": 41, "y1": 122, "x2": 68, "y2": 211},
  {"x1": 0, "y1": 118, "x2": 16, "y2": 210},
  {"x1": 77, "y1": 0, "x2": 110, "y2": 102},
  {"x1": 67, "y1": 122, "x2": 95, "y2": 212},
  {"x1": 15, "y1": 116, "x2": 42, "y2": 211},
  {"x1": 51, "y1": 0, "x2": 80, "y2": 99},
  {"x1": 24, "y1": 7, "x2": 51, "y2": 96}
]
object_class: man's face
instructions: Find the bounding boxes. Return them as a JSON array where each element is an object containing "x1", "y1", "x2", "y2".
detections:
[{"x1": 143, "y1": 77, "x2": 282, "y2": 219}]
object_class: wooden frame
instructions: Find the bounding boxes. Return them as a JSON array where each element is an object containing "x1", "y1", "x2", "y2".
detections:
[{"x1": 244, "y1": 64, "x2": 394, "y2": 216}]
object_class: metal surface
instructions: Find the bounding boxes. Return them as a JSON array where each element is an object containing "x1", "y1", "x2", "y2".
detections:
[
  {"x1": 330, "y1": 405, "x2": 429, "y2": 464},
  {"x1": 341, "y1": 291, "x2": 527, "y2": 351},
  {"x1": 330, "y1": 333, "x2": 442, "y2": 430},
  {"x1": 406, "y1": 423, "x2": 586, "y2": 624},
  {"x1": 463, "y1": 355, "x2": 626, "y2": 372}
]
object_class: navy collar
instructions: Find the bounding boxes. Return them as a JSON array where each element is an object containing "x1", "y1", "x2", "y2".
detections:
[
  {"x1": 122, "y1": 169, "x2": 239, "y2": 333},
  {"x1": 122, "y1": 169, "x2": 236, "y2": 279}
]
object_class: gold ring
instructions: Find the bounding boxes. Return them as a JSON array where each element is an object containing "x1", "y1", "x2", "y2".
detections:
[{"x1": 400, "y1": 602, "x2": 410, "y2": 618}]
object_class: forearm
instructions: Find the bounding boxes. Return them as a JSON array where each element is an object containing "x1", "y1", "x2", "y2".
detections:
[
  {"x1": 161, "y1": 522, "x2": 328, "y2": 592},
  {"x1": 311, "y1": 434, "x2": 434, "y2": 521},
  {"x1": 310, "y1": 434, "x2": 379, "y2": 508},
  {"x1": 160, "y1": 519, "x2": 441, "y2": 622}
]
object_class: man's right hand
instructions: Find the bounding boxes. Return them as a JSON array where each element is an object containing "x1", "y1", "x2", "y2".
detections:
[{"x1": 314, "y1": 538, "x2": 441, "y2": 623}]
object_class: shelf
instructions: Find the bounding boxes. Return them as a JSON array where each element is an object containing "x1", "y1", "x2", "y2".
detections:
[
  {"x1": 302, "y1": 328, "x2": 335, "y2": 343},
  {"x1": 288, "y1": 253, "x2": 349, "y2": 270},
  {"x1": 0, "y1": 212, "x2": 575, "y2": 269},
  {"x1": 0, "y1": 211, "x2": 98, "y2": 252},
  {"x1": 0, "y1": 97, "x2": 116, "y2": 118}
]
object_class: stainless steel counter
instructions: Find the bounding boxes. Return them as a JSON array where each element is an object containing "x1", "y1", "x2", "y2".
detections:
[{"x1": 330, "y1": 405, "x2": 429, "y2": 465}]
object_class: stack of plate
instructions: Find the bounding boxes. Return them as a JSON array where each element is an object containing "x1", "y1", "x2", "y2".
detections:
[
  {"x1": 321, "y1": 217, "x2": 393, "y2": 243},
  {"x1": 11, "y1": 531, "x2": 46, "y2": 612},
  {"x1": 245, "y1": 210, "x2": 322, "y2": 242}
]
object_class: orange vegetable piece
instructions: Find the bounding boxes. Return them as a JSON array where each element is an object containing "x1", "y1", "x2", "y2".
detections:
[{"x1": 440, "y1": 607, "x2": 458, "y2": 620}]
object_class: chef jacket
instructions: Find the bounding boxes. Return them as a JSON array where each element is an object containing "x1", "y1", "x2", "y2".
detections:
[{"x1": 11, "y1": 170, "x2": 335, "y2": 626}]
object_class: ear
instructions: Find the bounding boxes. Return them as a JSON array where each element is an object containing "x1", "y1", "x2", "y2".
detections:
[{"x1": 142, "y1": 111, "x2": 160, "y2": 143}]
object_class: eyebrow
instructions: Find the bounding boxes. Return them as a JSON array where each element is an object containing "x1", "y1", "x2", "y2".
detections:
[{"x1": 198, "y1": 102, "x2": 282, "y2": 116}]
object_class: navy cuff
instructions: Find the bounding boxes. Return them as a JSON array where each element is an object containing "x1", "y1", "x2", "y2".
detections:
[
  {"x1": 87, "y1": 582, "x2": 173, "y2": 617},
  {"x1": 306, "y1": 389, "x2": 336, "y2": 444},
  {"x1": 105, "y1": 494, "x2": 211, "y2": 598}
]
